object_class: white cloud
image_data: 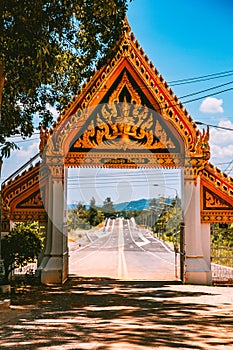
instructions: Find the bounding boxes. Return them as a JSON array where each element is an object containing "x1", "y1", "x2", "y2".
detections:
[
  {"x1": 16, "y1": 140, "x2": 39, "y2": 159},
  {"x1": 209, "y1": 119, "x2": 233, "y2": 170},
  {"x1": 210, "y1": 119, "x2": 233, "y2": 146},
  {"x1": 199, "y1": 97, "x2": 224, "y2": 114},
  {"x1": 1, "y1": 140, "x2": 39, "y2": 181},
  {"x1": 210, "y1": 143, "x2": 233, "y2": 167}
]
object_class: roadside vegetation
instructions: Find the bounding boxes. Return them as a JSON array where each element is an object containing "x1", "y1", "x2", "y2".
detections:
[
  {"x1": 0, "y1": 222, "x2": 44, "y2": 283},
  {"x1": 211, "y1": 224, "x2": 233, "y2": 267},
  {"x1": 67, "y1": 196, "x2": 183, "y2": 248},
  {"x1": 0, "y1": 0, "x2": 130, "y2": 174}
]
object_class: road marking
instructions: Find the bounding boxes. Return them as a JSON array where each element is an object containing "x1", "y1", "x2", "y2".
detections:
[
  {"x1": 127, "y1": 220, "x2": 175, "y2": 266},
  {"x1": 118, "y1": 219, "x2": 128, "y2": 279},
  {"x1": 127, "y1": 220, "x2": 150, "y2": 247},
  {"x1": 134, "y1": 231, "x2": 151, "y2": 247}
]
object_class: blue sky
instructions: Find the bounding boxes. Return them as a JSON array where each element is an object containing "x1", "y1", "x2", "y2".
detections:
[
  {"x1": 1, "y1": 0, "x2": 233, "y2": 204},
  {"x1": 127, "y1": 0, "x2": 233, "y2": 116},
  {"x1": 127, "y1": 0, "x2": 233, "y2": 174}
]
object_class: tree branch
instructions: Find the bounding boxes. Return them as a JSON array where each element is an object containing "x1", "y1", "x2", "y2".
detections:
[{"x1": 0, "y1": 61, "x2": 6, "y2": 121}]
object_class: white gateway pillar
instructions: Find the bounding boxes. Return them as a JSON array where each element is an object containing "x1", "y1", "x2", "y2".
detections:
[
  {"x1": 40, "y1": 165, "x2": 68, "y2": 284},
  {"x1": 184, "y1": 176, "x2": 212, "y2": 285}
]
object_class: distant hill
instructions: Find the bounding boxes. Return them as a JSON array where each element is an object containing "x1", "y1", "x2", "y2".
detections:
[
  {"x1": 68, "y1": 198, "x2": 156, "y2": 211},
  {"x1": 114, "y1": 198, "x2": 152, "y2": 211},
  {"x1": 68, "y1": 197, "x2": 172, "y2": 211}
]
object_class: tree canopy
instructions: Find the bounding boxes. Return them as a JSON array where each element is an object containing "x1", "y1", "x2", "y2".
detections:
[
  {"x1": 1, "y1": 222, "x2": 43, "y2": 282},
  {"x1": 0, "y1": 0, "x2": 130, "y2": 164},
  {"x1": 102, "y1": 197, "x2": 116, "y2": 218}
]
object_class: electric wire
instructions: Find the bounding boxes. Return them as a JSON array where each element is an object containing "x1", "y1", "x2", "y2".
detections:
[
  {"x1": 224, "y1": 159, "x2": 233, "y2": 173},
  {"x1": 178, "y1": 80, "x2": 233, "y2": 99},
  {"x1": 168, "y1": 72, "x2": 233, "y2": 86},
  {"x1": 167, "y1": 69, "x2": 233, "y2": 84},
  {"x1": 196, "y1": 121, "x2": 233, "y2": 131},
  {"x1": 67, "y1": 180, "x2": 180, "y2": 186},
  {"x1": 2, "y1": 68, "x2": 233, "y2": 147},
  {"x1": 160, "y1": 86, "x2": 233, "y2": 110}
]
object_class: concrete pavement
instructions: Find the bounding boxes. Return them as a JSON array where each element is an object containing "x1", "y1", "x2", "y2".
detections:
[
  {"x1": 69, "y1": 219, "x2": 177, "y2": 281},
  {"x1": 0, "y1": 278, "x2": 233, "y2": 349}
]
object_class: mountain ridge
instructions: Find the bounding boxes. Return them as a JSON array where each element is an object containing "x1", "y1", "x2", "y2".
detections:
[{"x1": 68, "y1": 198, "x2": 158, "y2": 211}]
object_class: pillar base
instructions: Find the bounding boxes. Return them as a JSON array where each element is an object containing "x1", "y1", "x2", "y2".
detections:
[
  {"x1": 40, "y1": 253, "x2": 68, "y2": 285},
  {"x1": 185, "y1": 256, "x2": 212, "y2": 285},
  {"x1": 185, "y1": 271, "x2": 212, "y2": 285}
]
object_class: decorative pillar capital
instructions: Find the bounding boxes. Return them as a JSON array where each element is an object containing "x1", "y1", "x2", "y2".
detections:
[
  {"x1": 44, "y1": 156, "x2": 64, "y2": 183},
  {"x1": 184, "y1": 155, "x2": 210, "y2": 182}
]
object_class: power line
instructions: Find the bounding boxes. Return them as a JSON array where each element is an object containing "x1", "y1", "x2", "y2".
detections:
[
  {"x1": 73, "y1": 75, "x2": 233, "y2": 104},
  {"x1": 167, "y1": 69, "x2": 233, "y2": 84},
  {"x1": 68, "y1": 169, "x2": 180, "y2": 177},
  {"x1": 215, "y1": 161, "x2": 233, "y2": 166},
  {"x1": 2, "y1": 69, "x2": 233, "y2": 144},
  {"x1": 179, "y1": 80, "x2": 233, "y2": 99},
  {"x1": 67, "y1": 183, "x2": 180, "y2": 190},
  {"x1": 5, "y1": 133, "x2": 40, "y2": 141},
  {"x1": 67, "y1": 179, "x2": 180, "y2": 186},
  {"x1": 196, "y1": 121, "x2": 233, "y2": 131},
  {"x1": 224, "y1": 159, "x2": 233, "y2": 174},
  {"x1": 169, "y1": 72, "x2": 233, "y2": 86},
  {"x1": 160, "y1": 86, "x2": 233, "y2": 111},
  {"x1": 6, "y1": 132, "x2": 40, "y2": 139}
]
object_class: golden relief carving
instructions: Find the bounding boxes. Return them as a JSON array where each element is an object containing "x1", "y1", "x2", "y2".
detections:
[
  {"x1": 202, "y1": 162, "x2": 233, "y2": 198},
  {"x1": 99, "y1": 101, "x2": 153, "y2": 131},
  {"x1": 109, "y1": 71, "x2": 141, "y2": 104},
  {"x1": 188, "y1": 128, "x2": 210, "y2": 160},
  {"x1": 73, "y1": 101, "x2": 175, "y2": 151},
  {"x1": 204, "y1": 188, "x2": 232, "y2": 210},
  {"x1": 206, "y1": 192, "x2": 230, "y2": 209},
  {"x1": 18, "y1": 191, "x2": 43, "y2": 208},
  {"x1": 2, "y1": 165, "x2": 42, "y2": 210}
]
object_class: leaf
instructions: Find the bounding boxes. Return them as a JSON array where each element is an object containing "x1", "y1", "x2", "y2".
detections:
[{"x1": 1, "y1": 0, "x2": 129, "y2": 159}]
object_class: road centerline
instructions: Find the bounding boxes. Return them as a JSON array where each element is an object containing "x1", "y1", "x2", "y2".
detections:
[{"x1": 118, "y1": 219, "x2": 128, "y2": 279}]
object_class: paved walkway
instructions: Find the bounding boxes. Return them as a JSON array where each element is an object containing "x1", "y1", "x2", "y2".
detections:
[{"x1": 0, "y1": 278, "x2": 233, "y2": 349}]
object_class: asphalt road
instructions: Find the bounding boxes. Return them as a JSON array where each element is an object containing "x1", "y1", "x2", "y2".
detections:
[{"x1": 69, "y1": 218, "x2": 179, "y2": 281}]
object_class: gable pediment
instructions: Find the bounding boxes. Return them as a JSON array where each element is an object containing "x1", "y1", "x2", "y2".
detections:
[
  {"x1": 16, "y1": 187, "x2": 45, "y2": 209},
  {"x1": 68, "y1": 68, "x2": 184, "y2": 160},
  {"x1": 40, "y1": 19, "x2": 212, "y2": 174},
  {"x1": 40, "y1": 21, "x2": 209, "y2": 165},
  {"x1": 201, "y1": 165, "x2": 233, "y2": 223},
  {"x1": 69, "y1": 102, "x2": 182, "y2": 154},
  {"x1": 202, "y1": 186, "x2": 233, "y2": 210}
]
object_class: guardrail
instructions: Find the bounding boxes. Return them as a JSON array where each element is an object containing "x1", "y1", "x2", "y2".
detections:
[{"x1": 211, "y1": 245, "x2": 233, "y2": 284}]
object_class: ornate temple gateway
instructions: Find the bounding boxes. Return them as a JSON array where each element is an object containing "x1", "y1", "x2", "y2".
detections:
[{"x1": 2, "y1": 21, "x2": 233, "y2": 285}]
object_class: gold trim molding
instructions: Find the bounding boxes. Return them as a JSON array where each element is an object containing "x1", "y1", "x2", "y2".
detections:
[{"x1": 65, "y1": 151, "x2": 183, "y2": 168}]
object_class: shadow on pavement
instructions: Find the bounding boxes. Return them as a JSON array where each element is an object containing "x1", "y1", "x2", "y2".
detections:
[{"x1": 0, "y1": 278, "x2": 233, "y2": 349}]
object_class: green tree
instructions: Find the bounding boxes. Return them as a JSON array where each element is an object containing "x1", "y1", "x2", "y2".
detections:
[
  {"x1": 211, "y1": 224, "x2": 233, "y2": 247},
  {"x1": 102, "y1": 197, "x2": 116, "y2": 219},
  {"x1": 87, "y1": 197, "x2": 104, "y2": 227},
  {"x1": 67, "y1": 202, "x2": 89, "y2": 231},
  {"x1": 1, "y1": 222, "x2": 43, "y2": 282},
  {"x1": 0, "y1": 0, "x2": 130, "y2": 171},
  {"x1": 149, "y1": 198, "x2": 157, "y2": 208},
  {"x1": 88, "y1": 197, "x2": 98, "y2": 226}
]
